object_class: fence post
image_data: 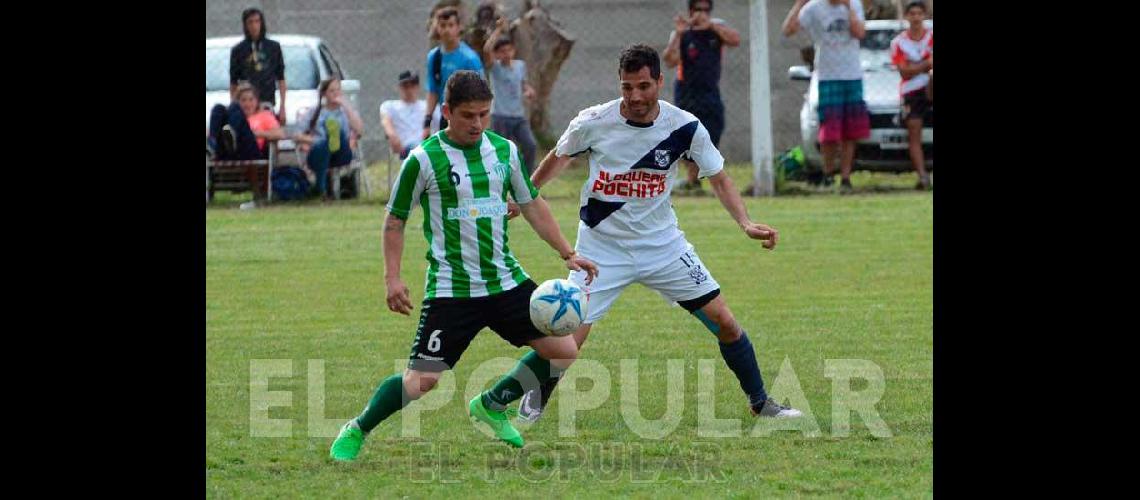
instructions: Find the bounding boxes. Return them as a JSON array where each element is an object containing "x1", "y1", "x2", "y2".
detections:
[{"x1": 750, "y1": 0, "x2": 775, "y2": 197}]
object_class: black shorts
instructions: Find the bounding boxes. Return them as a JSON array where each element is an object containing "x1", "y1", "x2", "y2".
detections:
[
  {"x1": 902, "y1": 89, "x2": 932, "y2": 122},
  {"x1": 406, "y1": 280, "x2": 545, "y2": 372},
  {"x1": 676, "y1": 94, "x2": 725, "y2": 147}
]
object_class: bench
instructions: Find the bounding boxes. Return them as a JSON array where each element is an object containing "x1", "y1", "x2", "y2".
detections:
[{"x1": 207, "y1": 141, "x2": 278, "y2": 203}]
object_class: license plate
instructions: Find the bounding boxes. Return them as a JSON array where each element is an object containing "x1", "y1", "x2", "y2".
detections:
[{"x1": 879, "y1": 133, "x2": 908, "y2": 150}]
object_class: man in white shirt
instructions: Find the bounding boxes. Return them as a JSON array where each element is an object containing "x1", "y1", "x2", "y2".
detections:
[
  {"x1": 380, "y1": 71, "x2": 432, "y2": 160},
  {"x1": 516, "y1": 44, "x2": 804, "y2": 423},
  {"x1": 782, "y1": 0, "x2": 869, "y2": 193}
]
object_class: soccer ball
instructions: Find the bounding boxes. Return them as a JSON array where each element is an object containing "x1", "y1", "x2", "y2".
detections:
[{"x1": 529, "y1": 279, "x2": 588, "y2": 337}]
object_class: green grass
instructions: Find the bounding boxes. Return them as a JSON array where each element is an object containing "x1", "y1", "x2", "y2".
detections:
[
  {"x1": 210, "y1": 159, "x2": 930, "y2": 208},
  {"x1": 206, "y1": 165, "x2": 933, "y2": 496}
]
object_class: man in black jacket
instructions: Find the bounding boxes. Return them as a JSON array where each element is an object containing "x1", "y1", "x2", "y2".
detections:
[{"x1": 229, "y1": 8, "x2": 287, "y2": 124}]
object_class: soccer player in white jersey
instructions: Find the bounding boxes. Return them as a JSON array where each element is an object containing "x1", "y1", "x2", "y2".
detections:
[
  {"x1": 518, "y1": 44, "x2": 803, "y2": 421},
  {"x1": 329, "y1": 71, "x2": 599, "y2": 461}
]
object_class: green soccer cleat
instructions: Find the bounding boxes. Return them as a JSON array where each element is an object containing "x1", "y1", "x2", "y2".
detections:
[
  {"x1": 468, "y1": 395, "x2": 524, "y2": 448},
  {"x1": 329, "y1": 420, "x2": 365, "y2": 462}
]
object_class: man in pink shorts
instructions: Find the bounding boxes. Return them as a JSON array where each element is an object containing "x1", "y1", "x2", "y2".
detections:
[{"x1": 783, "y1": 0, "x2": 870, "y2": 193}]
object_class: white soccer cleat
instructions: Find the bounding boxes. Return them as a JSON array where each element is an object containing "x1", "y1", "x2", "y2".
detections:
[{"x1": 516, "y1": 389, "x2": 544, "y2": 424}]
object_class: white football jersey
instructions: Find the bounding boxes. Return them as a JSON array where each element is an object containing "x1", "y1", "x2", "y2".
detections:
[{"x1": 555, "y1": 98, "x2": 724, "y2": 250}]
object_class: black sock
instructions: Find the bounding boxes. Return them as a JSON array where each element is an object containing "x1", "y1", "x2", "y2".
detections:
[
  {"x1": 484, "y1": 350, "x2": 554, "y2": 410},
  {"x1": 535, "y1": 367, "x2": 565, "y2": 409},
  {"x1": 718, "y1": 332, "x2": 768, "y2": 408}
]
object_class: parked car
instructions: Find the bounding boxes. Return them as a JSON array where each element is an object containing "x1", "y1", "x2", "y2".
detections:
[
  {"x1": 206, "y1": 35, "x2": 362, "y2": 173},
  {"x1": 788, "y1": 20, "x2": 933, "y2": 173}
]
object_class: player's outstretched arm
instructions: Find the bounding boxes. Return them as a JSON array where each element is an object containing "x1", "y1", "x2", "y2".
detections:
[
  {"x1": 383, "y1": 213, "x2": 415, "y2": 315},
  {"x1": 518, "y1": 197, "x2": 598, "y2": 284},
  {"x1": 530, "y1": 151, "x2": 575, "y2": 189},
  {"x1": 707, "y1": 171, "x2": 779, "y2": 250}
]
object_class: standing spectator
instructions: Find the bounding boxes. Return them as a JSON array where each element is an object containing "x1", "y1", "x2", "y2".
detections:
[
  {"x1": 890, "y1": 0, "x2": 932, "y2": 190},
  {"x1": 422, "y1": 7, "x2": 485, "y2": 140},
  {"x1": 783, "y1": 0, "x2": 869, "y2": 194},
  {"x1": 663, "y1": 0, "x2": 740, "y2": 195},
  {"x1": 229, "y1": 8, "x2": 287, "y2": 125},
  {"x1": 483, "y1": 17, "x2": 539, "y2": 175},
  {"x1": 380, "y1": 71, "x2": 429, "y2": 160},
  {"x1": 427, "y1": 0, "x2": 465, "y2": 48},
  {"x1": 298, "y1": 79, "x2": 365, "y2": 200}
]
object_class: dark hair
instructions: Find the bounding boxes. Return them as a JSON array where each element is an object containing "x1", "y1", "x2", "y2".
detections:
[
  {"x1": 493, "y1": 37, "x2": 513, "y2": 51},
  {"x1": 905, "y1": 1, "x2": 927, "y2": 13},
  {"x1": 241, "y1": 8, "x2": 265, "y2": 40},
  {"x1": 689, "y1": 0, "x2": 712, "y2": 11},
  {"x1": 308, "y1": 78, "x2": 339, "y2": 134},
  {"x1": 235, "y1": 82, "x2": 259, "y2": 101},
  {"x1": 445, "y1": 70, "x2": 493, "y2": 110},
  {"x1": 618, "y1": 44, "x2": 661, "y2": 80},
  {"x1": 398, "y1": 70, "x2": 420, "y2": 85},
  {"x1": 428, "y1": 0, "x2": 464, "y2": 44},
  {"x1": 436, "y1": 7, "x2": 459, "y2": 22}
]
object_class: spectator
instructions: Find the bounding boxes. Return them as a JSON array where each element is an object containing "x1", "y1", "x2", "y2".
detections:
[
  {"x1": 422, "y1": 7, "x2": 486, "y2": 140},
  {"x1": 229, "y1": 8, "x2": 287, "y2": 125},
  {"x1": 298, "y1": 79, "x2": 366, "y2": 200},
  {"x1": 890, "y1": 0, "x2": 932, "y2": 190},
  {"x1": 381, "y1": 71, "x2": 430, "y2": 160},
  {"x1": 783, "y1": 0, "x2": 869, "y2": 194},
  {"x1": 209, "y1": 83, "x2": 306, "y2": 161},
  {"x1": 427, "y1": 0, "x2": 466, "y2": 48},
  {"x1": 663, "y1": 0, "x2": 740, "y2": 195},
  {"x1": 483, "y1": 17, "x2": 539, "y2": 175}
]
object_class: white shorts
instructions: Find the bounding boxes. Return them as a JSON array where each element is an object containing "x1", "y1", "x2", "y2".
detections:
[{"x1": 567, "y1": 229, "x2": 720, "y2": 324}]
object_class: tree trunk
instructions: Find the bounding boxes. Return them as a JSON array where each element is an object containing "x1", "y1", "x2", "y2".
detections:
[
  {"x1": 465, "y1": 1, "x2": 502, "y2": 69},
  {"x1": 512, "y1": 0, "x2": 575, "y2": 136}
]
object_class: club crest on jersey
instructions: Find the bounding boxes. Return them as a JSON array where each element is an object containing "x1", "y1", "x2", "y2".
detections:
[
  {"x1": 490, "y1": 161, "x2": 510, "y2": 181},
  {"x1": 655, "y1": 149, "x2": 671, "y2": 167}
]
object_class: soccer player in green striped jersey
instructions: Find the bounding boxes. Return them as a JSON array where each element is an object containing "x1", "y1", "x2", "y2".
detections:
[{"x1": 330, "y1": 71, "x2": 598, "y2": 461}]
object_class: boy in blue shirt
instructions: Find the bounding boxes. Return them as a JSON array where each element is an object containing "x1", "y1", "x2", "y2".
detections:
[{"x1": 422, "y1": 7, "x2": 486, "y2": 139}]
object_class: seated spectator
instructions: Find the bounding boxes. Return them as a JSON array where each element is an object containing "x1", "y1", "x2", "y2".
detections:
[
  {"x1": 380, "y1": 71, "x2": 428, "y2": 160},
  {"x1": 209, "y1": 83, "x2": 303, "y2": 160},
  {"x1": 297, "y1": 78, "x2": 366, "y2": 200}
]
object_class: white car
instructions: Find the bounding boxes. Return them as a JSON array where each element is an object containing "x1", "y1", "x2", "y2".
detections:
[
  {"x1": 206, "y1": 35, "x2": 360, "y2": 165},
  {"x1": 789, "y1": 20, "x2": 933, "y2": 173}
]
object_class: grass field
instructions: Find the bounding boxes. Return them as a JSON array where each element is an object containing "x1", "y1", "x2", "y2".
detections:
[{"x1": 206, "y1": 164, "x2": 933, "y2": 497}]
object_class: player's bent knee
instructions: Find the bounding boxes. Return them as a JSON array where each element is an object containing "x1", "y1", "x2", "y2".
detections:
[
  {"x1": 533, "y1": 336, "x2": 579, "y2": 368},
  {"x1": 402, "y1": 369, "x2": 441, "y2": 399},
  {"x1": 572, "y1": 323, "x2": 592, "y2": 349},
  {"x1": 712, "y1": 313, "x2": 742, "y2": 343},
  {"x1": 690, "y1": 294, "x2": 744, "y2": 343},
  {"x1": 716, "y1": 324, "x2": 742, "y2": 343}
]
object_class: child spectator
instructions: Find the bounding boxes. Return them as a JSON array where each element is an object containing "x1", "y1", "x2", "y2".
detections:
[
  {"x1": 297, "y1": 78, "x2": 366, "y2": 200},
  {"x1": 483, "y1": 17, "x2": 538, "y2": 174}
]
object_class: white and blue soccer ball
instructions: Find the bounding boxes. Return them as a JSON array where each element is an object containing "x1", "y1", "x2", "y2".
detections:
[{"x1": 529, "y1": 279, "x2": 588, "y2": 337}]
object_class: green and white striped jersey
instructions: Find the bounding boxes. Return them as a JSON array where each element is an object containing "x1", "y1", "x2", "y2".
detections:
[{"x1": 387, "y1": 130, "x2": 540, "y2": 299}]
